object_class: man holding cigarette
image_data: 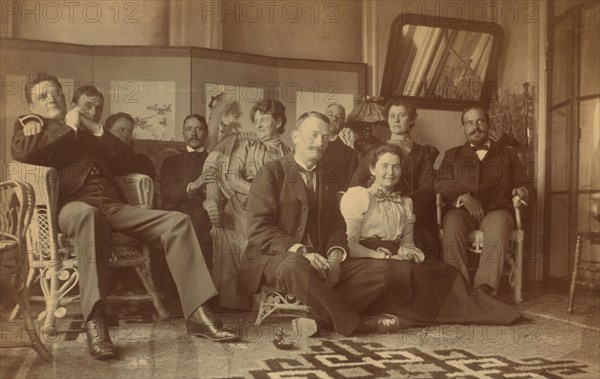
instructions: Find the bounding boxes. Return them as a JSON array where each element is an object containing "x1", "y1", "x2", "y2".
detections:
[{"x1": 435, "y1": 107, "x2": 530, "y2": 296}]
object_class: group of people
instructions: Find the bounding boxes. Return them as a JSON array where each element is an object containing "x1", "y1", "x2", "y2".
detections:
[{"x1": 11, "y1": 71, "x2": 531, "y2": 360}]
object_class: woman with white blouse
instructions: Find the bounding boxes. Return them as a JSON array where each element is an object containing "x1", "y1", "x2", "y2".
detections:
[{"x1": 341, "y1": 144, "x2": 522, "y2": 325}]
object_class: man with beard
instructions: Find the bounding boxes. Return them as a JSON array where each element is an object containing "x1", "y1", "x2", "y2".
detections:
[
  {"x1": 160, "y1": 114, "x2": 214, "y2": 270},
  {"x1": 239, "y1": 112, "x2": 399, "y2": 337},
  {"x1": 435, "y1": 107, "x2": 531, "y2": 296},
  {"x1": 322, "y1": 104, "x2": 358, "y2": 195}
]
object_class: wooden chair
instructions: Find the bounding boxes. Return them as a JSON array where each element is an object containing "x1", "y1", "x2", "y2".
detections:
[
  {"x1": 567, "y1": 197, "x2": 600, "y2": 313},
  {"x1": 8, "y1": 162, "x2": 170, "y2": 335},
  {"x1": 0, "y1": 180, "x2": 52, "y2": 361},
  {"x1": 254, "y1": 285, "x2": 310, "y2": 326},
  {"x1": 436, "y1": 194, "x2": 524, "y2": 303}
]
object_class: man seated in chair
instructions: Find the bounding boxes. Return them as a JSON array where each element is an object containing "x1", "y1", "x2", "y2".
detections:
[
  {"x1": 11, "y1": 72, "x2": 240, "y2": 360},
  {"x1": 160, "y1": 114, "x2": 213, "y2": 270},
  {"x1": 239, "y1": 111, "x2": 399, "y2": 337},
  {"x1": 435, "y1": 106, "x2": 531, "y2": 297},
  {"x1": 105, "y1": 111, "x2": 156, "y2": 179}
]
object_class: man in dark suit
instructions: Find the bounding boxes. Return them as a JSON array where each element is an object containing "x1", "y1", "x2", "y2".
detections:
[
  {"x1": 323, "y1": 104, "x2": 359, "y2": 195},
  {"x1": 160, "y1": 115, "x2": 213, "y2": 269},
  {"x1": 239, "y1": 111, "x2": 399, "y2": 337},
  {"x1": 435, "y1": 107, "x2": 530, "y2": 296},
  {"x1": 11, "y1": 72, "x2": 239, "y2": 360}
]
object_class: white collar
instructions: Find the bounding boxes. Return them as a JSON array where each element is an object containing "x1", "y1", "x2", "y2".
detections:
[
  {"x1": 470, "y1": 140, "x2": 491, "y2": 149},
  {"x1": 294, "y1": 155, "x2": 316, "y2": 171},
  {"x1": 186, "y1": 146, "x2": 205, "y2": 153}
]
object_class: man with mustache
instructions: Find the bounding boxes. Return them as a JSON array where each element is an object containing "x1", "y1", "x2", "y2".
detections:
[
  {"x1": 435, "y1": 107, "x2": 531, "y2": 296},
  {"x1": 160, "y1": 114, "x2": 214, "y2": 270},
  {"x1": 11, "y1": 73, "x2": 240, "y2": 360},
  {"x1": 239, "y1": 111, "x2": 399, "y2": 337}
]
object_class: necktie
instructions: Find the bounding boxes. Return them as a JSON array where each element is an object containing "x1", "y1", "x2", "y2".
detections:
[
  {"x1": 297, "y1": 164, "x2": 315, "y2": 203},
  {"x1": 472, "y1": 145, "x2": 489, "y2": 152}
]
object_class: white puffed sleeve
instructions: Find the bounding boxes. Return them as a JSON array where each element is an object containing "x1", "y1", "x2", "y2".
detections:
[
  {"x1": 341, "y1": 187, "x2": 378, "y2": 258},
  {"x1": 340, "y1": 186, "x2": 370, "y2": 222}
]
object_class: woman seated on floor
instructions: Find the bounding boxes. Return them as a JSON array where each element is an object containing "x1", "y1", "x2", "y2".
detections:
[
  {"x1": 213, "y1": 99, "x2": 291, "y2": 310},
  {"x1": 349, "y1": 98, "x2": 439, "y2": 255},
  {"x1": 340, "y1": 144, "x2": 522, "y2": 325}
]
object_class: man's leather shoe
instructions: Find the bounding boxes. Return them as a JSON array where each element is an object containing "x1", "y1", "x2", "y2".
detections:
[
  {"x1": 85, "y1": 311, "x2": 117, "y2": 360},
  {"x1": 187, "y1": 304, "x2": 240, "y2": 342},
  {"x1": 355, "y1": 314, "x2": 400, "y2": 334}
]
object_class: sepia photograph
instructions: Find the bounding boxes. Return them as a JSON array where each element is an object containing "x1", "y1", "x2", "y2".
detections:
[{"x1": 0, "y1": 0, "x2": 598, "y2": 378}]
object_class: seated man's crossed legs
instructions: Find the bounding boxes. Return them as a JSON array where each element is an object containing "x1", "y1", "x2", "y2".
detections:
[
  {"x1": 58, "y1": 200, "x2": 239, "y2": 360},
  {"x1": 268, "y1": 256, "x2": 398, "y2": 337}
]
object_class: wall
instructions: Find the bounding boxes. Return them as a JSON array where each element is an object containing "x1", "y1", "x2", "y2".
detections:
[
  {"x1": 6, "y1": 0, "x2": 169, "y2": 45},
  {"x1": 220, "y1": 0, "x2": 362, "y2": 62}
]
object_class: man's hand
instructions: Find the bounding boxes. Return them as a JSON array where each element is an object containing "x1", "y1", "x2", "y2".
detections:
[
  {"x1": 187, "y1": 175, "x2": 205, "y2": 194},
  {"x1": 78, "y1": 112, "x2": 102, "y2": 135},
  {"x1": 461, "y1": 193, "x2": 484, "y2": 222},
  {"x1": 326, "y1": 261, "x2": 341, "y2": 288},
  {"x1": 65, "y1": 107, "x2": 81, "y2": 129},
  {"x1": 512, "y1": 188, "x2": 529, "y2": 208},
  {"x1": 325, "y1": 248, "x2": 344, "y2": 287},
  {"x1": 301, "y1": 249, "x2": 330, "y2": 281},
  {"x1": 22, "y1": 120, "x2": 43, "y2": 136}
]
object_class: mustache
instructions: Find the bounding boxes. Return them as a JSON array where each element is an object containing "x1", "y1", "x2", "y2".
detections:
[{"x1": 469, "y1": 128, "x2": 485, "y2": 135}]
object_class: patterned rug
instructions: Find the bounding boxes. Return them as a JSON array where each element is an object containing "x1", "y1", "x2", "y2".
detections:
[{"x1": 238, "y1": 339, "x2": 592, "y2": 379}]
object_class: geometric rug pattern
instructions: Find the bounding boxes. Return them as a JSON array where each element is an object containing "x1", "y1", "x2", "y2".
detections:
[{"x1": 241, "y1": 339, "x2": 591, "y2": 379}]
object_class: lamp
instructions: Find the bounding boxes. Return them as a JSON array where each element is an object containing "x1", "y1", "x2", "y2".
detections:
[{"x1": 346, "y1": 95, "x2": 386, "y2": 157}]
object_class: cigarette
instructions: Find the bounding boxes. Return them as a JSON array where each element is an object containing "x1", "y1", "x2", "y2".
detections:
[{"x1": 519, "y1": 200, "x2": 528, "y2": 206}]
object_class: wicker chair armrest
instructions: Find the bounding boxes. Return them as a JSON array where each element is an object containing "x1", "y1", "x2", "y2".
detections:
[{"x1": 115, "y1": 173, "x2": 154, "y2": 209}]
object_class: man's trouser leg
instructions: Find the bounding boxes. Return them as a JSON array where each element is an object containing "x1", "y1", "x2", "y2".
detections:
[
  {"x1": 101, "y1": 204, "x2": 217, "y2": 319},
  {"x1": 442, "y1": 209, "x2": 478, "y2": 284},
  {"x1": 270, "y1": 257, "x2": 391, "y2": 336},
  {"x1": 475, "y1": 209, "x2": 514, "y2": 291},
  {"x1": 58, "y1": 201, "x2": 112, "y2": 322}
]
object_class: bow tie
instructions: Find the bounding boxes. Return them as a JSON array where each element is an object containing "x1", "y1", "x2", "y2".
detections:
[
  {"x1": 472, "y1": 145, "x2": 489, "y2": 152},
  {"x1": 373, "y1": 190, "x2": 402, "y2": 202}
]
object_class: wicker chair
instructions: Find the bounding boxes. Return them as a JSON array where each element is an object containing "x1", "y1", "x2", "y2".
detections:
[
  {"x1": 436, "y1": 194, "x2": 525, "y2": 303},
  {"x1": 8, "y1": 162, "x2": 170, "y2": 335},
  {"x1": 0, "y1": 180, "x2": 52, "y2": 361}
]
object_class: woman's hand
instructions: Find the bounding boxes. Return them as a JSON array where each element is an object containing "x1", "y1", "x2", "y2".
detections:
[{"x1": 393, "y1": 245, "x2": 425, "y2": 263}]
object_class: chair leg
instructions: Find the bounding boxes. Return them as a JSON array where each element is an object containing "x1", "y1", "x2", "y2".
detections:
[
  {"x1": 4, "y1": 281, "x2": 53, "y2": 362},
  {"x1": 568, "y1": 234, "x2": 582, "y2": 314},
  {"x1": 9, "y1": 267, "x2": 36, "y2": 321},
  {"x1": 133, "y1": 263, "x2": 171, "y2": 320},
  {"x1": 15, "y1": 285, "x2": 53, "y2": 362},
  {"x1": 41, "y1": 266, "x2": 61, "y2": 336},
  {"x1": 512, "y1": 231, "x2": 524, "y2": 304},
  {"x1": 255, "y1": 290, "x2": 274, "y2": 326}
]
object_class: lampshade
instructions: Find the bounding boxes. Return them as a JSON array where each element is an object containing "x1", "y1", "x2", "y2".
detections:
[{"x1": 346, "y1": 95, "x2": 386, "y2": 127}]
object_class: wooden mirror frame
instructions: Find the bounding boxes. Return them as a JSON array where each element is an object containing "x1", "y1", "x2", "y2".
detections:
[{"x1": 380, "y1": 13, "x2": 504, "y2": 111}]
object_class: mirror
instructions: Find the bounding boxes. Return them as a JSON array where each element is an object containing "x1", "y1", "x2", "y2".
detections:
[{"x1": 381, "y1": 14, "x2": 503, "y2": 110}]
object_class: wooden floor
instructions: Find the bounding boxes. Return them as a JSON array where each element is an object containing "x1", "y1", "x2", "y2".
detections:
[{"x1": 1, "y1": 284, "x2": 599, "y2": 379}]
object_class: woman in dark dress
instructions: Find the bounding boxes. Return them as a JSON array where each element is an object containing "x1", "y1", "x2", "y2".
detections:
[
  {"x1": 349, "y1": 98, "x2": 439, "y2": 255},
  {"x1": 341, "y1": 145, "x2": 522, "y2": 325}
]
